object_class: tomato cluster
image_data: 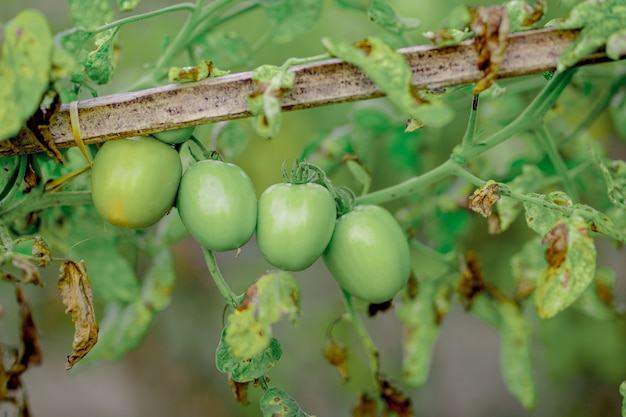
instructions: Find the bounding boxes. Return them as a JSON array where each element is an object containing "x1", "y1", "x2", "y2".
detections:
[{"x1": 90, "y1": 136, "x2": 410, "y2": 303}]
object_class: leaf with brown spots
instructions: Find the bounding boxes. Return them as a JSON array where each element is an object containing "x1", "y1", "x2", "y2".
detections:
[
  {"x1": 352, "y1": 393, "x2": 377, "y2": 417},
  {"x1": 458, "y1": 251, "x2": 486, "y2": 309},
  {"x1": 15, "y1": 287, "x2": 42, "y2": 371},
  {"x1": 228, "y1": 378, "x2": 249, "y2": 406},
  {"x1": 542, "y1": 222, "x2": 567, "y2": 270},
  {"x1": 470, "y1": 6, "x2": 510, "y2": 94},
  {"x1": 11, "y1": 256, "x2": 42, "y2": 287},
  {"x1": 58, "y1": 260, "x2": 98, "y2": 369},
  {"x1": 31, "y1": 236, "x2": 51, "y2": 268},
  {"x1": 469, "y1": 181, "x2": 501, "y2": 218},
  {"x1": 379, "y1": 376, "x2": 413, "y2": 417},
  {"x1": 323, "y1": 338, "x2": 349, "y2": 383}
]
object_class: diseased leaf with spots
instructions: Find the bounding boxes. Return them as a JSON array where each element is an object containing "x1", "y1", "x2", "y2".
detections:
[
  {"x1": 58, "y1": 260, "x2": 99, "y2": 369},
  {"x1": 549, "y1": 0, "x2": 626, "y2": 70},
  {"x1": 260, "y1": 386, "x2": 315, "y2": 417},
  {"x1": 535, "y1": 216, "x2": 597, "y2": 319},
  {"x1": 11, "y1": 255, "x2": 42, "y2": 287},
  {"x1": 168, "y1": 60, "x2": 229, "y2": 83},
  {"x1": 470, "y1": 5, "x2": 510, "y2": 94},
  {"x1": 246, "y1": 65, "x2": 295, "y2": 138},
  {"x1": 523, "y1": 191, "x2": 572, "y2": 236},
  {"x1": 323, "y1": 37, "x2": 453, "y2": 128},
  {"x1": 353, "y1": 393, "x2": 377, "y2": 417},
  {"x1": 84, "y1": 28, "x2": 119, "y2": 85},
  {"x1": 505, "y1": 0, "x2": 547, "y2": 32},
  {"x1": 117, "y1": 0, "x2": 141, "y2": 12},
  {"x1": 494, "y1": 165, "x2": 545, "y2": 233},
  {"x1": 510, "y1": 237, "x2": 545, "y2": 299},
  {"x1": 379, "y1": 376, "x2": 413, "y2": 417},
  {"x1": 469, "y1": 181, "x2": 500, "y2": 218},
  {"x1": 216, "y1": 327, "x2": 282, "y2": 382},
  {"x1": 225, "y1": 271, "x2": 301, "y2": 359},
  {"x1": 0, "y1": 10, "x2": 54, "y2": 142},
  {"x1": 595, "y1": 157, "x2": 626, "y2": 210},
  {"x1": 16, "y1": 287, "x2": 42, "y2": 370},
  {"x1": 229, "y1": 378, "x2": 250, "y2": 406},
  {"x1": 574, "y1": 267, "x2": 617, "y2": 320},
  {"x1": 322, "y1": 338, "x2": 349, "y2": 383}
]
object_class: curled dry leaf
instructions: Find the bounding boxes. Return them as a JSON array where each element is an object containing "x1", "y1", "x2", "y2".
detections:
[
  {"x1": 352, "y1": 393, "x2": 377, "y2": 417},
  {"x1": 16, "y1": 287, "x2": 43, "y2": 370},
  {"x1": 58, "y1": 260, "x2": 98, "y2": 369},
  {"x1": 379, "y1": 376, "x2": 414, "y2": 417},
  {"x1": 323, "y1": 338, "x2": 349, "y2": 383},
  {"x1": 458, "y1": 251, "x2": 486, "y2": 309},
  {"x1": 11, "y1": 256, "x2": 42, "y2": 287},
  {"x1": 470, "y1": 6, "x2": 510, "y2": 94},
  {"x1": 542, "y1": 222, "x2": 567, "y2": 270},
  {"x1": 228, "y1": 378, "x2": 249, "y2": 406},
  {"x1": 469, "y1": 181, "x2": 501, "y2": 218},
  {"x1": 32, "y1": 236, "x2": 51, "y2": 268}
]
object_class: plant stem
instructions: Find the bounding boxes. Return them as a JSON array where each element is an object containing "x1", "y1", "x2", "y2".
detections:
[
  {"x1": 340, "y1": 288, "x2": 379, "y2": 389},
  {"x1": 0, "y1": 191, "x2": 92, "y2": 225},
  {"x1": 535, "y1": 126, "x2": 578, "y2": 200},
  {"x1": 460, "y1": 94, "x2": 480, "y2": 154},
  {"x1": 202, "y1": 247, "x2": 244, "y2": 309}
]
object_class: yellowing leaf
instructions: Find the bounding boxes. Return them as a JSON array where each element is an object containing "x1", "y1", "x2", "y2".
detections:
[{"x1": 58, "y1": 260, "x2": 99, "y2": 369}]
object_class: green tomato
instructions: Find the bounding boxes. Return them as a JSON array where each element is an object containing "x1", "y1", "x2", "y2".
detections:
[
  {"x1": 151, "y1": 126, "x2": 196, "y2": 144},
  {"x1": 177, "y1": 159, "x2": 257, "y2": 251},
  {"x1": 91, "y1": 136, "x2": 182, "y2": 229},
  {"x1": 257, "y1": 183, "x2": 336, "y2": 271},
  {"x1": 323, "y1": 205, "x2": 410, "y2": 304}
]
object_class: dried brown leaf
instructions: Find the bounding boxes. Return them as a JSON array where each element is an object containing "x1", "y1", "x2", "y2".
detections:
[
  {"x1": 58, "y1": 260, "x2": 98, "y2": 369},
  {"x1": 323, "y1": 338, "x2": 349, "y2": 383},
  {"x1": 470, "y1": 6, "x2": 510, "y2": 94},
  {"x1": 15, "y1": 287, "x2": 42, "y2": 370},
  {"x1": 228, "y1": 378, "x2": 249, "y2": 406},
  {"x1": 458, "y1": 251, "x2": 486, "y2": 309},
  {"x1": 31, "y1": 236, "x2": 51, "y2": 268},
  {"x1": 521, "y1": 0, "x2": 546, "y2": 27},
  {"x1": 25, "y1": 92, "x2": 63, "y2": 164},
  {"x1": 542, "y1": 222, "x2": 567, "y2": 270},
  {"x1": 11, "y1": 256, "x2": 42, "y2": 287},
  {"x1": 379, "y1": 376, "x2": 413, "y2": 417},
  {"x1": 469, "y1": 181, "x2": 501, "y2": 218},
  {"x1": 22, "y1": 158, "x2": 40, "y2": 193},
  {"x1": 352, "y1": 393, "x2": 377, "y2": 417}
]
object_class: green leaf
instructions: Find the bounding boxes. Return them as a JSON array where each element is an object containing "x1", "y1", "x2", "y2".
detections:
[
  {"x1": 215, "y1": 121, "x2": 252, "y2": 160},
  {"x1": 595, "y1": 156, "x2": 626, "y2": 210},
  {"x1": 499, "y1": 301, "x2": 536, "y2": 410},
  {"x1": 216, "y1": 328, "x2": 282, "y2": 382},
  {"x1": 535, "y1": 215, "x2": 597, "y2": 319},
  {"x1": 84, "y1": 28, "x2": 119, "y2": 85},
  {"x1": 322, "y1": 37, "x2": 453, "y2": 128},
  {"x1": 0, "y1": 10, "x2": 53, "y2": 141},
  {"x1": 345, "y1": 158, "x2": 371, "y2": 195},
  {"x1": 117, "y1": 0, "x2": 141, "y2": 12},
  {"x1": 523, "y1": 191, "x2": 571, "y2": 236},
  {"x1": 396, "y1": 277, "x2": 452, "y2": 387},
  {"x1": 260, "y1": 387, "x2": 315, "y2": 417},
  {"x1": 573, "y1": 267, "x2": 617, "y2": 320},
  {"x1": 246, "y1": 65, "x2": 295, "y2": 138},
  {"x1": 510, "y1": 236, "x2": 546, "y2": 288},
  {"x1": 607, "y1": 28, "x2": 626, "y2": 60},
  {"x1": 496, "y1": 165, "x2": 545, "y2": 232},
  {"x1": 225, "y1": 271, "x2": 301, "y2": 358},
  {"x1": 140, "y1": 248, "x2": 176, "y2": 311},
  {"x1": 549, "y1": 0, "x2": 626, "y2": 70},
  {"x1": 263, "y1": 0, "x2": 324, "y2": 43},
  {"x1": 69, "y1": 0, "x2": 115, "y2": 30},
  {"x1": 335, "y1": 0, "x2": 367, "y2": 11},
  {"x1": 620, "y1": 381, "x2": 626, "y2": 417},
  {"x1": 367, "y1": 0, "x2": 420, "y2": 34}
]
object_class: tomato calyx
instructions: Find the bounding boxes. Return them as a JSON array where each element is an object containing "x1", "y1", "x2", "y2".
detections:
[{"x1": 282, "y1": 159, "x2": 355, "y2": 215}]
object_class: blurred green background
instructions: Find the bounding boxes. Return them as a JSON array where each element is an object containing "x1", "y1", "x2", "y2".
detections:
[{"x1": 1, "y1": 0, "x2": 626, "y2": 416}]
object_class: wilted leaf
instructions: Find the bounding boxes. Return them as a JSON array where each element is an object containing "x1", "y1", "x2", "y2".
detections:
[
  {"x1": 260, "y1": 386, "x2": 315, "y2": 417},
  {"x1": 322, "y1": 338, "x2": 349, "y2": 383},
  {"x1": 323, "y1": 37, "x2": 453, "y2": 128},
  {"x1": 15, "y1": 287, "x2": 42, "y2": 370},
  {"x1": 458, "y1": 251, "x2": 486, "y2": 309},
  {"x1": 506, "y1": 0, "x2": 546, "y2": 32},
  {"x1": 469, "y1": 181, "x2": 500, "y2": 218},
  {"x1": 549, "y1": 0, "x2": 626, "y2": 70},
  {"x1": 229, "y1": 378, "x2": 249, "y2": 406},
  {"x1": 216, "y1": 327, "x2": 282, "y2": 382},
  {"x1": 535, "y1": 216, "x2": 597, "y2": 319},
  {"x1": 11, "y1": 256, "x2": 42, "y2": 287},
  {"x1": 352, "y1": 393, "x2": 377, "y2": 417},
  {"x1": 470, "y1": 6, "x2": 510, "y2": 94},
  {"x1": 31, "y1": 236, "x2": 51, "y2": 268},
  {"x1": 246, "y1": 65, "x2": 295, "y2": 138},
  {"x1": 379, "y1": 376, "x2": 413, "y2": 417},
  {"x1": 58, "y1": 260, "x2": 98, "y2": 369}
]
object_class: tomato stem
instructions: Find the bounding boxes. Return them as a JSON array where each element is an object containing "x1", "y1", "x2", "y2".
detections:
[
  {"x1": 202, "y1": 247, "x2": 244, "y2": 309},
  {"x1": 340, "y1": 288, "x2": 379, "y2": 389}
]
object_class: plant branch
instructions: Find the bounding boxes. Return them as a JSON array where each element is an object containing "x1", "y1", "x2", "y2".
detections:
[
  {"x1": 4, "y1": 28, "x2": 614, "y2": 158},
  {"x1": 202, "y1": 247, "x2": 244, "y2": 309}
]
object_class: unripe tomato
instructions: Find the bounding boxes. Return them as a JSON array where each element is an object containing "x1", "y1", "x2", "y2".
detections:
[
  {"x1": 91, "y1": 136, "x2": 182, "y2": 229},
  {"x1": 257, "y1": 183, "x2": 336, "y2": 271},
  {"x1": 323, "y1": 205, "x2": 410, "y2": 303},
  {"x1": 176, "y1": 159, "x2": 257, "y2": 251},
  {"x1": 151, "y1": 126, "x2": 196, "y2": 144}
]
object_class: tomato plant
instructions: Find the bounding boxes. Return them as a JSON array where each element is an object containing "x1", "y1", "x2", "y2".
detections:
[
  {"x1": 176, "y1": 159, "x2": 257, "y2": 252},
  {"x1": 91, "y1": 136, "x2": 182, "y2": 229},
  {"x1": 322, "y1": 205, "x2": 410, "y2": 304},
  {"x1": 257, "y1": 182, "x2": 336, "y2": 271}
]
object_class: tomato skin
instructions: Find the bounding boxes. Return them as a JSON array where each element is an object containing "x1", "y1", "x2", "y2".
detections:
[
  {"x1": 91, "y1": 136, "x2": 182, "y2": 229},
  {"x1": 257, "y1": 183, "x2": 337, "y2": 271},
  {"x1": 176, "y1": 159, "x2": 257, "y2": 251},
  {"x1": 151, "y1": 126, "x2": 196, "y2": 144},
  {"x1": 322, "y1": 205, "x2": 410, "y2": 303}
]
